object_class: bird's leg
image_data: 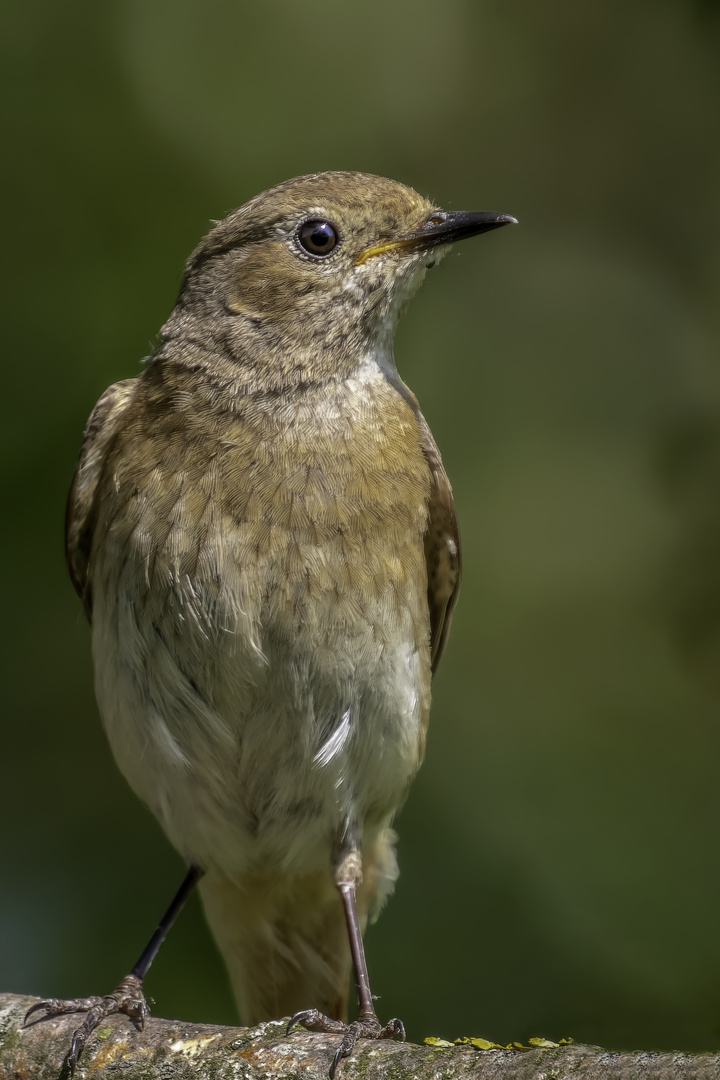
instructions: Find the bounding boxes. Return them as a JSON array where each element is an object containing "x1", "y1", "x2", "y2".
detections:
[
  {"x1": 288, "y1": 845, "x2": 405, "y2": 1079},
  {"x1": 25, "y1": 865, "x2": 203, "y2": 1074}
]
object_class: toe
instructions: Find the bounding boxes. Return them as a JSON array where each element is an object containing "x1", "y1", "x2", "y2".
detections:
[
  {"x1": 24, "y1": 997, "x2": 103, "y2": 1025},
  {"x1": 65, "y1": 1030, "x2": 87, "y2": 1077},
  {"x1": 381, "y1": 1018, "x2": 405, "y2": 1041},
  {"x1": 288, "y1": 1009, "x2": 348, "y2": 1036}
]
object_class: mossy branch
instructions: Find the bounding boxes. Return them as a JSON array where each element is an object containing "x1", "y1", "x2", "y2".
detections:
[{"x1": 2, "y1": 993, "x2": 719, "y2": 1080}]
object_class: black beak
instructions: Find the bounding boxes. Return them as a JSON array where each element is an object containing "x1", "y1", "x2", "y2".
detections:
[
  {"x1": 356, "y1": 210, "x2": 517, "y2": 264},
  {"x1": 404, "y1": 210, "x2": 518, "y2": 252}
]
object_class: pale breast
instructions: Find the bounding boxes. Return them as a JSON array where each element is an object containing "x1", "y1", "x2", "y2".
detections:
[{"x1": 90, "y1": 363, "x2": 434, "y2": 876}]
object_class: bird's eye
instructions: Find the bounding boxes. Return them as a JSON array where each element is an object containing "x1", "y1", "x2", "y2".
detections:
[{"x1": 296, "y1": 219, "x2": 340, "y2": 258}]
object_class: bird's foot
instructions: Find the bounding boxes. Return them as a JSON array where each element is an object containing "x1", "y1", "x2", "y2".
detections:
[
  {"x1": 288, "y1": 1009, "x2": 405, "y2": 1079},
  {"x1": 24, "y1": 973, "x2": 148, "y2": 1075}
]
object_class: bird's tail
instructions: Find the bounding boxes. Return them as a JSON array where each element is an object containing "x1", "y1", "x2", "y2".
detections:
[{"x1": 198, "y1": 829, "x2": 398, "y2": 1025}]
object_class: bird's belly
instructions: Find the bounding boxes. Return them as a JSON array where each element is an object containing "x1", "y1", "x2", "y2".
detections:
[{"x1": 91, "y1": 516, "x2": 432, "y2": 881}]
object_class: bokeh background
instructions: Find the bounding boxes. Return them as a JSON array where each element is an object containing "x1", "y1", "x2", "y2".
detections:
[{"x1": 3, "y1": 0, "x2": 720, "y2": 1055}]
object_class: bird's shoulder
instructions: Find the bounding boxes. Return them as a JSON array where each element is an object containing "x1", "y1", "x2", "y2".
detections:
[{"x1": 66, "y1": 377, "x2": 139, "y2": 619}]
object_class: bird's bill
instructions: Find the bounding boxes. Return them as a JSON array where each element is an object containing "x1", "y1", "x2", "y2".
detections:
[{"x1": 356, "y1": 210, "x2": 518, "y2": 265}]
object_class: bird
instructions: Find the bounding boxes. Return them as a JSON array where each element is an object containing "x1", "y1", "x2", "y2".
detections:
[{"x1": 26, "y1": 172, "x2": 516, "y2": 1077}]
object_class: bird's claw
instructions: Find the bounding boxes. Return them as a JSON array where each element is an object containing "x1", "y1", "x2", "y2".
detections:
[
  {"x1": 24, "y1": 975, "x2": 148, "y2": 1075},
  {"x1": 288, "y1": 1009, "x2": 405, "y2": 1079},
  {"x1": 287, "y1": 1008, "x2": 348, "y2": 1036},
  {"x1": 24, "y1": 996, "x2": 105, "y2": 1024}
]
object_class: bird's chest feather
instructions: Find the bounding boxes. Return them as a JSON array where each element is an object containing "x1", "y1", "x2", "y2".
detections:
[{"x1": 90, "y1": 368, "x2": 434, "y2": 872}]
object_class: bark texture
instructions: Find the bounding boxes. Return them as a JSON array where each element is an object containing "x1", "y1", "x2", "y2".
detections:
[{"x1": 2, "y1": 993, "x2": 719, "y2": 1080}]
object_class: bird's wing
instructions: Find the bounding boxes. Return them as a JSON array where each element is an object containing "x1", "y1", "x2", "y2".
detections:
[
  {"x1": 417, "y1": 416, "x2": 462, "y2": 675},
  {"x1": 65, "y1": 378, "x2": 138, "y2": 622}
]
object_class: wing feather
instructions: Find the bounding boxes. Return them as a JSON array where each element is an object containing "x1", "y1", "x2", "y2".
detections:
[
  {"x1": 65, "y1": 378, "x2": 137, "y2": 621},
  {"x1": 417, "y1": 416, "x2": 461, "y2": 674}
]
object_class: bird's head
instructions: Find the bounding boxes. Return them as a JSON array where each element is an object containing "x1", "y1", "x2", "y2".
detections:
[{"x1": 163, "y1": 172, "x2": 515, "y2": 388}]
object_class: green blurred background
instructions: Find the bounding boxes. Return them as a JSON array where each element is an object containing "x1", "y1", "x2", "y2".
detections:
[{"x1": 3, "y1": 0, "x2": 720, "y2": 1055}]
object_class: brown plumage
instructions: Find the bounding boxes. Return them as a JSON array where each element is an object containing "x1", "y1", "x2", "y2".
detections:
[{"x1": 37, "y1": 172, "x2": 514, "y2": 1077}]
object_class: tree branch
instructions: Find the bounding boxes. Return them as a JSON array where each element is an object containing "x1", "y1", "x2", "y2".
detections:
[{"x1": 1, "y1": 993, "x2": 718, "y2": 1080}]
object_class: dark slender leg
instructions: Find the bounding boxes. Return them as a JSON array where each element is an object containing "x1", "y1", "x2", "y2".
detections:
[
  {"x1": 337, "y1": 882, "x2": 377, "y2": 1022},
  {"x1": 288, "y1": 848, "x2": 404, "y2": 1079},
  {"x1": 130, "y1": 864, "x2": 203, "y2": 980},
  {"x1": 25, "y1": 865, "x2": 203, "y2": 1075}
]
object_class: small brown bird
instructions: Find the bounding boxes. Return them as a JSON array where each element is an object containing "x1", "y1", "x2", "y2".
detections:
[{"x1": 27, "y1": 172, "x2": 515, "y2": 1076}]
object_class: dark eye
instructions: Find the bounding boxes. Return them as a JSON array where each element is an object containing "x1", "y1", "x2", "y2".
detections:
[{"x1": 296, "y1": 219, "x2": 340, "y2": 257}]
